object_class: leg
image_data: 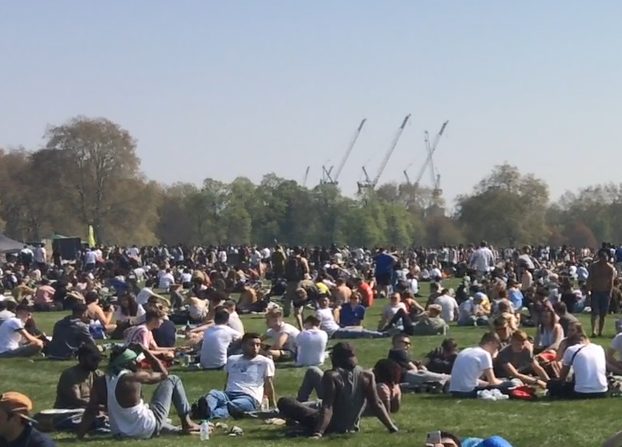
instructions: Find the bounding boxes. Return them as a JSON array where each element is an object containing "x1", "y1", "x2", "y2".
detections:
[
  {"x1": 205, "y1": 390, "x2": 231, "y2": 420},
  {"x1": 598, "y1": 293, "x2": 611, "y2": 336},
  {"x1": 590, "y1": 293, "x2": 599, "y2": 336},
  {"x1": 0, "y1": 343, "x2": 42, "y2": 358},
  {"x1": 297, "y1": 366, "x2": 324, "y2": 402},
  {"x1": 283, "y1": 282, "x2": 298, "y2": 318},
  {"x1": 150, "y1": 375, "x2": 198, "y2": 433},
  {"x1": 277, "y1": 397, "x2": 318, "y2": 432},
  {"x1": 226, "y1": 393, "x2": 258, "y2": 418}
]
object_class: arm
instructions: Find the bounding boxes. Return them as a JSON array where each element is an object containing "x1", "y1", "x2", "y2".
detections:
[
  {"x1": 76, "y1": 377, "x2": 105, "y2": 440},
  {"x1": 559, "y1": 364, "x2": 571, "y2": 382},
  {"x1": 363, "y1": 371, "x2": 398, "y2": 432},
  {"x1": 264, "y1": 376, "x2": 277, "y2": 408},
  {"x1": 57, "y1": 372, "x2": 90, "y2": 408},
  {"x1": 16, "y1": 329, "x2": 43, "y2": 346},
  {"x1": 312, "y1": 372, "x2": 337, "y2": 437},
  {"x1": 482, "y1": 368, "x2": 502, "y2": 386},
  {"x1": 501, "y1": 362, "x2": 545, "y2": 387}
]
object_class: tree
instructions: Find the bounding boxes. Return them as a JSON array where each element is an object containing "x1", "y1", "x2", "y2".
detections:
[
  {"x1": 44, "y1": 116, "x2": 141, "y2": 243},
  {"x1": 455, "y1": 163, "x2": 549, "y2": 246}
]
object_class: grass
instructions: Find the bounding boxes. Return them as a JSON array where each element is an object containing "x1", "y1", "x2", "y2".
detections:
[{"x1": 4, "y1": 281, "x2": 620, "y2": 447}]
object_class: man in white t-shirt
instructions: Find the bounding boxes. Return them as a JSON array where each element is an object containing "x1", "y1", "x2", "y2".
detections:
[
  {"x1": 449, "y1": 332, "x2": 504, "y2": 397},
  {"x1": 559, "y1": 334, "x2": 608, "y2": 397},
  {"x1": 261, "y1": 310, "x2": 300, "y2": 362},
  {"x1": 0, "y1": 305, "x2": 44, "y2": 358},
  {"x1": 435, "y1": 290, "x2": 459, "y2": 323},
  {"x1": 469, "y1": 241, "x2": 494, "y2": 278},
  {"x1": 296, "y1": 315, "x2": 328, "y2": 367},
  {"x1": 83, "y1": 248, "x2": 98, "y2": 271},
  {"x1": 223, "y1": 300, "x2": 244, "y2": 334},
  {"x1": 200, "y1": 309, "x2": 242, "y2": 370},
  {"x1": 200, "y1": 333, "x2": 276, "y2": 419},
  {"x1": 158, "y1": 269, "x2": 175, "y2": 290}
]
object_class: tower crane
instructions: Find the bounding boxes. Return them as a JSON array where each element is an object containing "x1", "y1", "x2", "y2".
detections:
[
  {"x1": 403, "y1": 120, "x2": 448, "y2": 190},
  {"x1": 302, "y1": 166, "x2": 310, "y2": 187},
  {"x1": 357, "y1": 114, "x2": 410, "y2": 193},
  {"x1": 321, "y1": 118, "x2": 367, "y2": 185}
]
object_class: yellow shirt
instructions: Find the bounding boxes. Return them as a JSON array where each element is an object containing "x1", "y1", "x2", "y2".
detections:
[{"x1": 316, "y1": 282, "x2": 330, "y2": 296}]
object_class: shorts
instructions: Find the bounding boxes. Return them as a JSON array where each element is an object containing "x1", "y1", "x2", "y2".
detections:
[
  {"x1": 591, "y1": 291, "x2": 611, "y2": 316},
  {"x1": 375, "y1": 273, "x2": 392, "y2": 287}
]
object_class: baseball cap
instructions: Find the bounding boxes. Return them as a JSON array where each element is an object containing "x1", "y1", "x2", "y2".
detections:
[
  {"x1": 0, "y1": 392, "x2": 37, "y2": 423},
  {"x1": 476, "y1": 436, "x2": 513, "y2": 447}
]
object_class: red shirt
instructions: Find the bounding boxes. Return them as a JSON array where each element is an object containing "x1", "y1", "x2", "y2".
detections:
[{"x1": 358, "y1": 283, "x2": 374, "y2": 307}]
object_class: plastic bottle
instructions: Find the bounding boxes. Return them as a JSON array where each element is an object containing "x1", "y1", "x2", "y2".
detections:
[
  {"x1": 200, "y1": 420, "x2": 210, "y2": 441},
  {"x1": 261, "y1": 396, "x2": 269, "y2": 411}
]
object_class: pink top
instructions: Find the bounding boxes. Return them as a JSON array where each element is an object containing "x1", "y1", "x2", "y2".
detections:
[
  {"x1": 35, "y1": 285, "x2": 55, "y2": 305},
  {"x1": 125, "y1": 325, "x2": 156, "y2": 349}
]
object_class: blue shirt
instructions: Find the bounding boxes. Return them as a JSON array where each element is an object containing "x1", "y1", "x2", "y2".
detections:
[
  {"x1": 374, "y1": 253, "x2": 394, "y2": 275},
  {"x1": 508, "y1": 289, "x2": 523, "y2": 309},
  {"x1": 339, "y1": 303, "x2": 366, "y2": 327}
]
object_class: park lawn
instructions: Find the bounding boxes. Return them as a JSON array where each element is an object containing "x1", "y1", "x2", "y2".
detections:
[{"x1": 2, "y1": 282, "x2": 620, "y2": 447}]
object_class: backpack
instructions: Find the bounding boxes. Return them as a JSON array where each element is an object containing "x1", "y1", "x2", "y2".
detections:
[{"x1": 285, "y1": 256, "x2": 304, "y2": 282}]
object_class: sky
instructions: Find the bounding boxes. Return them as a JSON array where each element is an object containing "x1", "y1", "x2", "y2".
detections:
[{"x1": 2, "y1": 1, "x2": 622, "y2": 207}]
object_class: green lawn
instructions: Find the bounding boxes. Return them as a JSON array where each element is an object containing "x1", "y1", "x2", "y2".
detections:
[{"x1": 3, "y1": 282, "x2": 620, "y2": 447}]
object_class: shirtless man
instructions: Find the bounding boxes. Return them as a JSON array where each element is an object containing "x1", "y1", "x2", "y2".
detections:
[
  {"x1": 332, "y1": 278, "x2": 352, "y2": 306},
  {"x1": 587, "y1": 249, "x2": 616, "y2": 337},
  {"x1": 77, "y1": 344, "x2": 199, "y2": 440},
  {"x1": 277, "y1": 342, "x2": 398, "y2": 438}
]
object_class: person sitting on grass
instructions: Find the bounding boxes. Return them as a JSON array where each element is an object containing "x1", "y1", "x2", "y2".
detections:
[
  {"x1": 47, "y1": 303, "x2": 95, "y2": 360},
  {"x1": 278, "y1": 342, "x2": 399, "y2": 438},
  {"x1": 54, "y1": 344, "x2": 104, "y2": 410},
  {"x1": 295, "y1": 315, "x2": 328, "y2": 367},
  {"x1": 0, "y1": 392, "x2": 56, "y2": 447},
  {"x1": 77, "y1": 344, "x2": 200, "y2": 440},
  {"x1": 388, "y1": 333, "x2": 451, "y2": 388},
  {"x1": 199, "y1": 308, "x2": 242, "y2": 370},
  {"x1": 261, "y1": 309, "x2": 300, "y2": 362},
  {"x1": 0, "y1": 304, "x2": 44, "y2": 358},
  {"x1": 338, "y1": 293, "x2": 366, "y2": 327},
  {"x1": 533, "y1": 306, "x2": 564, "y2": 367},
  {"x1": 449, "y1": 332, "x2": 509, "y2": 398},
  {"x1": 494, "y1": 330, "x2": 549, "y2": 389},
  {"x1": 316, "y1": 295, "x2": 386, "y2": 339},
  {"x1": 124, "y1": 307, "x2": 176, "y2": 360},
  {"x1": 199, "y1": 332, "x2": 276, "y2": 420},
  {"x1": 365, "y1": 359, "x2": 402, "y2": 415},
  {"x1": 423, "y1": 338, "x2": 459, "y2": 375}
]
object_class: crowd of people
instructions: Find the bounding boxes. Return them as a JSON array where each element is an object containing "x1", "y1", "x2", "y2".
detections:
[{"x1": 1, "y1": 241, "x2": 622, "y2": 446}]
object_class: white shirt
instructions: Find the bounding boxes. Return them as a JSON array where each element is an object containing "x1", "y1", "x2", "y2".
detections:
[
  {"x1": 408, "y1": 278, "x2": 419, "y2": 295},
  {"x1": 563, "y1": 343, "x2": 608, "y2": 394},
  {"x1": 84, "y1": 251, "x2": 97, "y2": 264},
  {"x1": 158, "y1": 273, "x2": 175, "y2": 289},
  {"x1": 435, "y1": 294, "x2": 459, "y2": 322},
  {"x1": 265, "y1": 323, "x2": 300, "y2": 352},
  {"x1": 218, "y1": 251, "x2": 228, "y2": 263},
  {"x1": 227, "y1": 312, "x2": 245, "y2": 334},
  {"x1": 136, "y1": 288, "x2": 153, "y2": 306},
  {"x1": 383, "y1": 303, "x2": 407, "y2": 321},
  {"x1": 469, "y1": 247, "x2": 494, "y2": 272},
  {"x1": 315, "y1": 308, "x2": 340, "y2": 336},
  {"x1": 0, "y1": 317, "x2": 25, "y2": 353},
  {"x1": 225, "y1": 354, "x2": 275, "y2": 403},
  {"x1": 33, "y1": 246, "x2": 46, "y2": 263},
  {"x1": 296, "y1": 328, "x2": 328, "y2": 366},
  {"x1": 449, "y1": 346, "x2": 493, "y2": 393},
  {"x1": 612, "y1": 333, "x2": 622, "y2": 358},
  {"x1": 128, "y1": 247, "x2": 140, "y2": 258},
  {"x1": 180, "y1": 272, "x2": 192, "y2": 284},
  {"x1": 200, "y1": 324, "x2": 242, "y2": 369},
  {"x1": 114, "y1": 304, "x2": 145, "y2": 323},
  {"x1": 0, "y1": 310, "x2": 15, "y2": 321}
]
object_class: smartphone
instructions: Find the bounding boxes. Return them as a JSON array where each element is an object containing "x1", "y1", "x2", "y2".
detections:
[{"x1": 426, "y1": 431, "x2": 441, "y2": 445}]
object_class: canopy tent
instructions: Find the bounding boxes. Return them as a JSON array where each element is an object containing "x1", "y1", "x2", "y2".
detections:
[{"x1": 0, "y1": 233, "x2": 25, "y2": 254}]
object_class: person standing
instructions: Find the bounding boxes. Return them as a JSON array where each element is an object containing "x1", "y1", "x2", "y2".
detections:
[{"x1": 587, "y1": 249, "x2": 616, "y2": 337}]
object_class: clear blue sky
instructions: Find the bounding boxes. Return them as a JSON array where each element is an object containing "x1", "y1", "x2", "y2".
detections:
[{"x1": 2, "y1": 1, "x2": 622, "y2": 205}]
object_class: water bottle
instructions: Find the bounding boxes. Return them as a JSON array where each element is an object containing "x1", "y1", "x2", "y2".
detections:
[
  {"x1": 261, "y1": 396, "x2": 269, "y2": 412},
  {"x1": 200, "y1": 420, "x2": 210, "y2": 441}
]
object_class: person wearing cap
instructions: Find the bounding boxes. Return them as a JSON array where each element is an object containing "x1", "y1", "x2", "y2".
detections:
[
  {"x1": 0, "y1": 304, "x2": 43, "y2": 358},
  {"x1": 277, "y1": 342, "x2": 398, "y2": 438},
  {"x1": 0, "y1": 392, "x2": 56, "y2": 447}
]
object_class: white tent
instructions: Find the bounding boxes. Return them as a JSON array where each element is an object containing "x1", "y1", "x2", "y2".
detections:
[{"x1": 0, "y1": 233, "x2": 25, "y2": 254}]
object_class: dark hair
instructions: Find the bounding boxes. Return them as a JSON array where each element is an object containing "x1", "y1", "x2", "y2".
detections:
[
  {"x1": 303, "y1": 315, "x2": 320, "y2": 326},
  {"x1": 440, "y1": 431, "x2": 462, "y2": 447},
  {"x1": 72, "y1": 303, "x2": 88, "y2": 316},
  {"x1": 145, "y1": 308, "x2": 165, "y2": 322},
  {"x1": 119, "y1": 293, "x2": 139, "y2": 316},
  {"x1": 85, "y1": 291, "x2": 100, "y2": 304},
  {"x1": 213, "y1": 309, "x2": 230, "y2": 325},
  {"x1": 242, "y1": 332, "x2": 261, "y2": 343},
  {"x1": 331, "y1": 342, "x2": 357, "y2": 369},
  {"x1": 15, "y1": 304, "x2": 31, "y2": 314},
  {"x1": 553, "y1": 301, "x2": 567, "y2": 314},
  {"x1": 77, "y1": 343, "x2": 101, "y2": 361},
  {"x1": 441, "y1": 338, "x2": 458, "y2": 353},
  {"x1": 479, "y1": 332, "x2": 501, "y2": 348},
  {"x1": 372, "y1": 359, "x2": 401, "y2": 385}
]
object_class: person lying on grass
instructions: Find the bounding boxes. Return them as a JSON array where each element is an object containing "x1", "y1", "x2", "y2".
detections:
[
  {"x1": 77, "y1": 344, "x2": 200, "y2": 440},
  {"x1": 277, "y1": 342, "x2": 399, "y2": 438}
]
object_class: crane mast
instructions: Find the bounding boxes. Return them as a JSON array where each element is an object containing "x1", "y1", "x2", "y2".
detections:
[
  {"x1": 357, "y1": 114, "x2": 410, "y2": 192},
  {"x1": 332, "y1": 118, "x2": 366, "y2": 184},
  {"x1": 302, "y1": 166, "x2": 310, "y2": 187}
]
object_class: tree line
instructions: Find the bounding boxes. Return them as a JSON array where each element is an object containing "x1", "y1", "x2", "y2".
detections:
[{"x1": 0, "y1": 116, "x2": 617, "y2": 248}]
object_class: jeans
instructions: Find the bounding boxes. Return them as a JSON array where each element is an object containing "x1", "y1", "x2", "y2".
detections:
[
  {"x1": 297, "y1": 366, "x2": 324, "y2": 401},
  {"x1": 0, "y1": 344, "x2": 41, "y2": 358},
  {"x1": 331, "y1": 328, "x2": 386, "y2": 339},
  {"x1": 205, "y1": 390, "x2": 258, "y2": 420},
  {"x1": 458, "y1": 315, "x2": 490, "y2": 326},
  {"x1": 450, "y1": 379, "x2": 521, "y2": 398},
  {"x1": 403, "y1": 370, "x2": 451, "y2": 387},
  {"x1": 150, "y1": 375, "x2": 193, "y2": 434}
]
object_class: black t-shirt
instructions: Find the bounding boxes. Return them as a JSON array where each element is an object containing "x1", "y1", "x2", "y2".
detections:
[
  {"x1": 0, "y1": 424, "x2": 57, "y2": 447},
  {"x1": 152, "y1": 319, "x2": 176, "y2": 348},
  {"x1": 388, "y1": 349, "x2": 411, "y2": 376}
]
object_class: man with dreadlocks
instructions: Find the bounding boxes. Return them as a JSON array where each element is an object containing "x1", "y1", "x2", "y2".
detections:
[
  {"x1": 77, "y1": 344, "x2": 199, "y2": 440},
  {"x1": 277, "y1": 342, "x2": 398, "y2": 438}
]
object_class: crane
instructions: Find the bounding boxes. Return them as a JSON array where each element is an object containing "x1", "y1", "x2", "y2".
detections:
[
  {"x1": 302, "y1": 166, "x2": 310, "y2": 187},
  {"x1": 403, "y1": 120, "x2": 448, "y2": 189},
  {"x1": 321, "y1": 118, "x2": 367, "y2": 185},
  {"x1": 357, "y1": 114, "x2": 410, "y2": 193}
]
